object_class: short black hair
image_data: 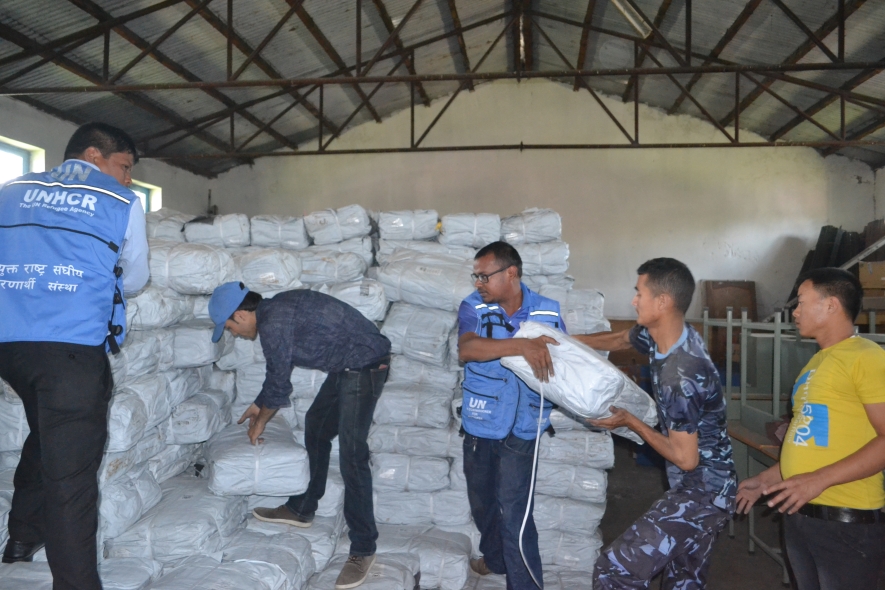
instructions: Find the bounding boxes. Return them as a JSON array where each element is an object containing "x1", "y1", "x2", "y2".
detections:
[
  {"x1": 637, "y1": 258, "x2": 695, "y2": 314},
  {"x1": 798, "y1": 267, "x2": 862, "y2": 321},
  {"x1": 64, "y1": 122, "x2": 138, "y2": 163},
  {"x1": 475, "y1": 241, "x2": 523, "y2": 278},
  {"x1": 234, "y1": 289, "x2": 263, "y2": 315}
]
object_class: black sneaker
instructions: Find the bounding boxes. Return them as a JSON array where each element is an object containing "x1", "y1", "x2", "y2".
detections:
[{"x1": 252, "y1": 505, "x2": 313, "y2": 528}]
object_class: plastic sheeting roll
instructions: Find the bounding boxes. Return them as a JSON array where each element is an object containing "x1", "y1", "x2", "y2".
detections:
[
  {"x1": 0, "y1": 382, "x2": 28, "y2": 452},
  {"x1": 515, "y1": 240, "x2": 570, "y2": 275},
  {"x1": 387, "y1": 355, "x2": 460, "y2": 390},
  {"x1": 438, "y1": 213, "x2": 501, "y2": 248},
  {"x1": 536, "y1": 429, "x2": 614, "y2": 468},
  {"x1": 376, "y1": 239, "x2": 475, "y2": 266},
  {"x1": 370, "y1": 525, "x2": 472, "y2": 590},
  {"x1": 250, "y1": 215, "x2": 310, "y2": 250},
  {"x1": 171, "y1": 321, "x2": 225, "y2": 368},
  {"x1": 99, "y1": 465, "x2": 162, "y2": 540},
  {"x1": 312, "y1": 278, "x2": 388, "y2": 322},
  {"x1": 535, "y1": 463, "x2": 607, "y2": 504},
  {"x1": 371, "y1": 453, "x2": 451, "y2": 493},
  {"x1": 145, "y1": 208, "x2": 194, "y2": 242},
  {"x1": 368, "y1": 424, "x2": 461, "y2": 458},
  {"x1": 533, "y1": 494, "x2": 605, "y2": 535},
  {"x1": 381, "y1": 303, "x2": 457, "y2": 367},
  {"x1": 538, "y1": 529, "x2": 603, "y2": 568},
  {"x1": 377, "y1": 210, "x2": 439, "y2": 241},
  {"x1": 304, "y1": 204, "x2": 371, "y2": 245},
  {"x1": 522, "y1": 273, "x2": 575, "y2": 292},
  {"x1": 501, "y1": 208, "x2": 562, "y2": 244},
  {"x1": 248, "y1": 467, "x2": 343, "y2": 519},
  {"x1": 149, "y1": 241, "x2": 238, "y2": 295},
  {"x1": 126, "y1": 286, "x2": 193, "y2": 331},
  {"x1": 296, "y1": 250, "x2": 367, "y2": 284},
  {"x1": 373, "y1": 489, "x2": 471, "y2": 526},
  {"x1": 109, "y1": 330, "x2": 161, "y2": 386},
  {"x1": 539, "y1": 285, "x2": 610, "y2": 335},
  {"x1": 163, "y1": 368, "x2": 202, "y2": 408},
  {"x1": 183, "y1": 214, "x2": 251, "y2": 248},
  {"x1": 217, "y1": 336, "x2": 265, "y2": 370},
  {"x1": 106, "y1": 390, "x2": 148, "y2": 453},
  {"x1": 308, "y1": 553, "x2": 418, "y2": 590},
  {"x1": 246, "y1": 513, "x2": 344, "y2": 571},
  {"x1": 117, "y1": 375, "x2": 170, "y2": 433},
  {"x1": 235, "y1": 248, "x2": 302, "y2": 294},
  {"x1": 160, "y1": 390, "x2": 231, "y2": 445},
  {"x1": 376, "y1": 255, "x2": 474, "y2": 312},
  {"x1": 223, "y1": 529, "x2": 316, "y2": 590},
  {"x1": 147, "y1": 443, "x2": 199, "y2": 484},
  {"x1": 146, "y1": 555, "x2": 286, "y2": 590},
  {"x1": 100, "y1": 557, "x2": 164, "y2": 590},
  {"x1": 372, "y1": 382, "x2": 453, "y2": 429}
]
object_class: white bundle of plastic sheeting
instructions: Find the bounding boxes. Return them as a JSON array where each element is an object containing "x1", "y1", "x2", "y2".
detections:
[
  {"x1": 126, "y1": 285, "x2": 193, "y2": 330},
  {"x1": 160, "y1": 390, "x2": 231, "y2": 445},
  {"x1": 233, "y1": 362, "x2": 264, "y2": 402},
  {"x1": 296, "y1": 250, "x2": 367, "y2": 284},
  {"x1": 438, "y1": 213, "x2": 501, "y2": 248},
  {"x1": 205, "y1": 420, "x2": 309, "y2": 496},
  {"x1": 106, "y1": 390, "x2": 149, "y2": 453},
  {"x1": 381, "y1": 303, "x2": 457, "y2": 367},
  {"x1": 0, "y1": 493, "x2": 10, "y2": 547},
  {"x1": 372, "y1": 525, "x2": 472, "y2": 590},
  {"x1": 217, "y1": 336, "x2": 265, "y2": 370},
  {"x1": 236, "y1": 248, "x2": 303, "y2": 294},
  {"x1": 223, "y1": 529, "x2": 316, "y2": 590},
  {"x1": 171, "y1": 321, "x2": 225, "y2": 368},
  {"x1": 247, "y1": 467, "x2": 343, "y2": 519},
  {"x1": 115, "y1": 375, "x2": 171, "y2": 431},
  {"x1": 146, "y1": 555, "x2": 286, "y2": 590},
  {"x1": 312, "y1": 236, "x2": 374, "y2": 267},
  {"x1": 502, "y1": 322, "x2": 657, "y2": 444},
  {"x1": 204, "y1": 368, "x2": 236, "y2": 398},
  {"x1": 537, "y1": 429, "x2": 614, "y2": 468},
  {"x1": 371, "y1": 453, "x2": 450, "y2": 493},
  {"x1": 100, "y1": 557, "x2": 164, "y2": 590},
  {"x1": 99, "y1": 427, "x2": 165, "y2": 488},
  {"x1": 461, "y1": 573, "x2": 507, "y2": 590},
  {"x1": 448, "y1": 454, "x2": 466, "y2": 491},
  {"x1": 375, "y1": 239, "x2": 475, "y2": 266},
  {"x1": 292, "y1": 396, "x2": 314, "y2": 430},
  {"x1": 99, "y1": 465, "x2": 162, "y2": 540},
  {"x1": 533, "y1": 494, "x2": 605, "y2": 535},
  {"x1": 535, "y1": 463, "x2": 607, "y2": 504},
  {"x1": 543, "y1": 568, "x2": 598, "y2": 590},
  {"x1": 247, "y1": 513, "x2": 344, "y2": 571},
  {"x1": 0, "y1": 562, "x2": 53, "y2": 589},
  {"x1": 312, "y1": 278, "x2": 388, "y2": 321},
  {"x1": 308, "y1": 553, "x2": 419, "y2": 590},
  {"x1": 501, "y1": 208, "x2": 562, "y2": 244},
  {"x1": 147, "y1": 443, "x2": 200, "y2": 484},
  {"x1": 304, "y1": 204, "x2": 371, "y2": 245},
  {"x1": 0, "y1": 452, "x2": 19, "y2": 470},
  {"x1": 156, "y1": 330, "x2": 176, "y2": 371},
  {"x1": 387, "y1": 355, "x2": 460, "y2": 390},
  {"x1": 377, "y1": 210, "x2": 439, "y2": 241},
  {"x1": 183, "y1": 214, "x2": 251, "y2": 248},
  {"x1": 163, "y1": 368, "x2": 202, "y2": 408},
  {"x1": 376, "y1": 255, "x2": 473, "y2": 312},
  {"x1": 521, "y1": 273, "x2": 575, "y2": 292},
  {"x1": 368, "y1": 424, "x2": 460, "y2": 458},
  {"x1": 109, "y1": 330, "x2": 160, "y2": 385},
  {"x1": 538, "y1": 529, "x2": 603, "y2": 568},
  {"x1": 145, "y1": 208, "x2": 194, "y2": 242},
  {"x1": 191, "y1": 295, "x2": 210, "y2": 320},
  {"x1": 372, "y1": 382, "x2": 453, "y2": 429},
  {"x1": 250, "y1": 215, "x2": 311, "y2": 250},
  {"x1": 515, "y1": 241, "x2": 570, "y2": 275},
  {"x1": 374, "y1": 489, "x2": 470, "y2": 526},
  {"x1": 149, "y1": 241, "x2": 238, "y2": 295},
  {"x1": 548, "y1": 407, "x2": 581, "y2": 431},
  {"x1": 539, "y1": 285, "x2": 610, "y2": 335},
  {"x1": 0, "y1": 383, "x2": 28, "y2": 452},
  {"x1": 290, "y1": 367, "x2": 326, "y2": 398}
]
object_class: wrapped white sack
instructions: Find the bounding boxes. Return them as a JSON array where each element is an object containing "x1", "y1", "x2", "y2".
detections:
[
  {"x1": 191, "y1": 295, "x2": 210, "y2": 320},
  {"x1": 204, "y1": 368, "x2": 236, "y2": 398},
  {"x1": 223, "y1": 529, "x2": 316, "y2": 590},
  {"x1": 522, "y1": 273, "x2": 575, "y2": 292},
  {"x1": 368, "y1": 424, "x2": 460, "y2": 458},
  {"x1": 372, "y1": 382, "x2": 452, "y2": 429},
  {"x1": 145, "y1": 208, "x2": 194, "y2": 242},
  {"x1": 217, "y1": 336, "x2": 265, "y2": 370},
  {"x1": 247, "y1": 467, "x2": 343, "y2": 519},
  {"x1": 381, "y1": 303, "x2": 457, "y2": 367},
  {"x1": 150, "y1": 241, "x2": 238, "y2": 295},
  {"x1": 377, "y1": 210, "x2": 439, "y2": 240},
  {"x1": 312, "y1": 278, "x2": 388, "y2": 322},
  {"x1": 501, "y1": 321, "x2": 657, "y2": 444},
  {"x1": 247, "y1": 513, "x2": 344, "y2": 570},
  {"x1": 387, "y1": 355, "x2": 460, "y2": 390},
  {"x1": 501, "y1": 208, "x2": 562, "y2": 244},
  {"x1": 438, "y1": 213, "x2": 501, "y2": 248},
  {"x1": 126, "y1": 286, "x2": 193, "y2": 331},
  {"x1": 171, "y1": 321, "x2": 225, "y2": 368},
  {"x1": 535, "y1": 462, "x2": 607, "y2": 504},
  {"x1": 538, "y1": 529, "x2": 603, "y2": 568},
  {"x1": 205, "y1": 420, "x2": 309, "y2": 496},
  {"x1": 0, "y1": 452, "x2": 20, "y2": 470},
  {"x1": 371, "y1": 453, "x2": 450, "y2": 492},
  {"x1": 99, "y1": 465, "x2": 162, "y2": 540},
  {"x1": 0, "y1": 562, "x2": 53, "y2": 589},
  {"x1": 0, "y1": 383, "x2": 29, "y2": 452},
  {"x1": 539, "y1": 285, "x2": 610, "y2": 335},
  {"x1": 183, "y1": 213, "x2": 250, "y2": 248},
  {"x1": 109, "y1": 330, "x2": 161, "y2": 386},
  {"x1": 160, "y1": 390, "x2": 231, "y2": 444},
  {"x1": 543, "y1": 568, "x2": 598, "y2": 590},
  {"x1": 313, "y1": 236, "x2": 374, "y2": 267},
  {"x1": 100, "y1": 557, "x2": 164, "y2": 590},
  {"x1": 533, "y1": 494, "x2": 605, "y2": 535},
  {"x1": 236, "y1": 248, "x2": 303, "y2": 294},
  {"x1": 515, "y1": 241, "x2": 570, "y2": 275},
  {"x1": 372, "y1": 525, "x2": 471, "y2": 590},
  {"x1": 374, "y1": 489, "x2": 470, "y2": 526},
  {"x1": 250, "y1": 215, "x2": 310, "y2": 250},
  {"x1": 147, "y1": 443, "x2": 200, "y2": 484},
  {"x1": 304, "y1": 204, "x2": 371, "y2": 245},
  {"x1": 308, "y1": 553, "x2": 418, "y2": 590},
  {"x1": 375, "y1": 239, "x2": 475, "y2": 266},
  {"x1": 106, "y1": 389, "x2": 148, "y2": 453},
  {"x1": 448, "y1": 454, "x2": 467, "y2": 491},
  {"x1": 297, "y1": 250, "x2": 367, "y2": 284},
  {"x1": 536, "y1": 429, "x2": 614, "y2": 468},
  {"x1": 146, "y1": 555, "x2": 286, "y2": 590},
  {"x1": 290, "y1": 366, "x2": 327, "y2": 398},
  {"x1": 163, "y1": 368, "x2": 202, "y2": 408},
  {"x1": 376, "y1": 255, "x2": 473, "y2": 312}
]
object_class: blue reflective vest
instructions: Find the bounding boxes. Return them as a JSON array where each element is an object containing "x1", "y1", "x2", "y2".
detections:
[
  {"x1": 0, "y1": 161, "x2": 135, "y2": 350},
  {"x1": 461, "y1": 286, "x2": 563, "y2": 440}
]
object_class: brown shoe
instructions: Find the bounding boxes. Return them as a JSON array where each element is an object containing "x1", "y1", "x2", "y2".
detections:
[
  {"x1": 470, "y1": 557, "x2": 494, "y2": 576},
  {"x1": 335, "y1": 554, "x2": 376, "y2": 589},
  {"x1": 252, "y1": 505, "x2": 313, "y2": 528}
]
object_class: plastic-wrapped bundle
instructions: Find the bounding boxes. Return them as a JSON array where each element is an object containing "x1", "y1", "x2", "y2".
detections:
[
  {"x1": 236, "y1": 248, "x2": 303, "y2": 294},
  {"x1": 515, "y1": 241, "x2": 570, "y2": 275},
  {"x1": 0, "y1": 561, "x2": 53, "y2": 588},
  {"x1": 538, "y1": 529, "x2": 603, "y2": 568},
  {"x1": 204, "y1": 368, "x2": 236, "y2": 398},
  {"x1": 145, "y1": 208, "x2": 194, "y2": 242},
  {"x1": 448, "y1": 454, "x2": 466, "y2": 491},
  {"x1": 533, "y1": 494, "x2": 605, "y2": 535},
  {"x1": 371, "y1": 453, "x2": 450, "y2": 492},
  {"x1": 292, "y1": 396, "x2": 313, "y2": 430},
  {"x1": 304, "y1": 204, "x2": 371, "y2": 245},
  {"x1": 371, "y1": 525, "x2": 472, "y2": 590},
  {"x1": 183, "y1": 214, "x2": 250, "y2": 248},
  {"x1": 0, "y1": 492, "x2": 11, "y2": 547},
  {"x1": 100, "y1": 557, "x2": 164, "y2": 590},
  {"x1": 0, "y1": 383, "x2": 28, "y2": 452},
  {"x1": 147, "y1": 443, "x2": 200, "y2": 484},
  {"x1": 150, "y1": 241, "x2": 238, "y2": 295},
  {"x1": 163, "y1": 368, "x2": 202, "y2": 408},
  {"x1": 537, "y1": 429, "x2": 614, "y2": 468},
  {"x1": 312, "y1": 278, "x2": 388, "y2": 322},
  {"x1": 223, "y1": 529, "x2": 316, "y2": 590},
  {"x1": 543, "y1": 567, "x2": 598, "y2": 590},
  {"x1": 539, "y1": 285, "x2": 610, "y2": 335},
  {"x1": 535, "y1": 462, "x2": 607, "y2": 504},
  {"x1": 160, "y1": 390, "x2": 231, "y2": 444},
  {"x1": 373, "y1": 382, "x2": 452, "y2": 429},
  {"x1": 501, "y1": 322, "x2": 657, "y2": 444},
  {"x1": 522, "y1": 273, "x2": 575, "y2": 292},
  {"x1": 368, "y1": 424, "x2": 461, "y2": 458},
  {"x1": 234, "y1": 362, "x2": 265, "y2": 403},
  {"x1": 155, "y1": 330, "x2": 176, "y2": 371},
  {"x1": 109, "y1": 330, "x2": 160, "y2": 386},
  {"x1": 250, "y1": 215, "x2": 310, "y2": 250},
  {"x1": 126, "y1": 285, "x2": 193, "y2": 330},
  {"x1": 381, "y1": 303, "x2": 457, "y2": 367},
  {"x1": 99, "y1": 465, "x2": 162, "y2": 540},
  {"x1": 146, "y1": 555, "x2": 286, "y2": 590},
  {"x1": 438, "y1": 213, "x2": 501, "y2": 248},
  {"x1": 249, "y1": 467, "x2": 343, "y2": 520},
  {"x1": 387, "y1": 355, "x2": 460, "y2": 390},
  {"x1": 99, "y1": 427, "x2": 165, "y2": 488},
  {"x1": 205, "y1": 420, "x2": 309, "y2": 496},
  {"x1": 247, "y1": 513, "x2": 344, "y2": 570},
  {"x1": 548, "y1": 407, "x2": 581, "y2": 431},
  {"x1": 105, "y1": 476, "x2": 246, "y2": 563},
  {"x1": 308, "y1": 553, "x2": 418, "y2": 590},
  {"x1": 290, "y1": 366, "x2": 326, "y2": 398},
  {"x1": 374, "y1": 489, "x2": 470, "y2": 526},
  {"x1": 171, "y1": 321, "x2": 225, "y2": 368},
  {"x1": 0, "y1": 452, "x2": 19, "y2": 470},
  {"x1": 191, "y1": 295, "x2": 210, "y2": 320},
  {"x1": 375, "y1": 239, "x2": 475, "y2": 266},
  {"x1": 377, "y1": 210, "x2": 439, "y2": 240},
  {"x1": 106, "y1": 390, "x2": 149, "y2": 453},
  {"x1": 297, "y1": 250, "x2": 366, "y2": 284},
  {"x1": 376, "y1": 255, "x2": 473, "y2": 312},
  {"x1": 312, "y1": 236, "x2": 373, "y2": 267},
  {"x1": 217, "y1": 336, "x2": 265, "y2": 370},
  {"x1": 501, "y1": 208, "x2": 562, "y2": 244}
]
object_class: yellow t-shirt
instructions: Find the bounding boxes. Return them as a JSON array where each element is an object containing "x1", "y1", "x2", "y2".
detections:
[{"x1": 780, "y1": 336, "x2": 885, "y2": 509}]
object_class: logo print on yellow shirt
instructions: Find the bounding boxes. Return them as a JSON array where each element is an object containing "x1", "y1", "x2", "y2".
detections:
[{"x1": 790, "y1": 370, "x2": 829, "y2": 447}]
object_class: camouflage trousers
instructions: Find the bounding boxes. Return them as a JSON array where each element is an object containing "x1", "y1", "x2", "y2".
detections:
[{"x1": 594, "y1": 487, "x2": 730, "y2": 590}]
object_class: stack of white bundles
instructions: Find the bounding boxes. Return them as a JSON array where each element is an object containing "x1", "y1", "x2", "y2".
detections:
[
  {"x1": 171, "y1": 321, "x2": 225, "y2": 368},
  {"x1": 105, "y1": 475, "x2": 245, "y2": 562},
  {"x1": 247, "y1": 513, "x2": 345, "y2": 570},
  {"x1": 371, "y1": 525, "x2": 472, "y2": 590},
  {"x1": 502, "y1": 321, "x2": 657, "y2": 444},
  {"x1": 461, "y1": 573, "x2": 507, "y2": 590},
  {"x1": 533, "y1": 495, "x2": 605, "y2": 536},
  {"x1": 371, "y1": 453, "x2": 450, "y2": 492},
  {"x1": 126, "y1": 285, "x2": 193, "y2": 330},
  {"x1": 146, "y1": 555, "x2": 286, "y2": 590},
  {"x1": 145, "y1": 208, "x2": 194, "y2": 242},
  {"x1": 191, "y1": 295, "x2": 210, "y2": 320},
  {"x1": 381, "y1": 303, "x2": 457, "y2": 367},
  {"x1": 217, "y1": 336, "x2": 265, "y2": 370},
  {"x1": 250, "y1": 215, "x2": 311, "y2": 250},
  {"x1": 538, "y1": 529, "x2": 603, "y2": 568},
  {"x1": 543, "y1": 567, "x2": 598, "y2": 590},
  {"x1": 522, "y1": 273, "x2": 575, "y2": 292},
  {"x1": 501, "y1": 208, "x2": 562, "y2": 244},
  {"x1": 374, "y1": 489, "x2": 470, "y2": 527},
  {"x1": 515, "y1": 241, "x2": 570, "y2": 275},
  {"x1": 183, "y1": 214, "x2": 251, "y2": 248},
  {"x1": 539, "y1": 285, "x2": 610, "y2": 335},
  {"x1": 155, "y1": 330, "x2": 176, "y2": 372},
  {"x1": 100, "y1": 557, "x2": 164, "y2": 590},
  {"x1": 0, "y1": 383, "x2": 29, "y2": 452},
  {"x1": 297, "y1": 250, "x2": 367, "y2": 284},
  {"x1": 150, "y1": 241, "x2": 238, "y2": 295},
  {"x1": 108, "y1": 331, "x2": 160, "y2": 386},
  {"x1": 248, "y1": 467, "x2": 344, "y2": 519},
  {"x1": 312, "y1": 236, "x2": 374, "y2": 267},
  {"x1": 235, "y1": 248, "x2": 303, "y2": 294},
  {"x1": 290, "y1": 366, "x2": 327, "y2": 398},
  {"x1": 308, "y1": 553, "x2": 419, "y2": 590},
  {"x1": 537, "y1": 429, "x2": 614, "y2": 469},
  {"x1": 292, "y1": 397, "x2": 314, "y2": 429},
  {"x1": 147, "y1": 443, "x2": 200, "y2": 484},
  {"x1": 438, "y1": 213, "x2": 501, "y2": 248},
  {"x1": 99, "y1": 464, "x2": 162, "y2": 540},
  {"x1": 204, "y1": 368, "x2": 236, "y2": 398},
  {"x1": 106, "y1": 389, "x2": 149, "y2": 453},
  {"x1": 387, "y1": 355, "x2": 460, "y2": 390},
  {"x1": 0, "y1": 562, "x2": 53, "y2": 589},
  {"x1": 0, "y1": 494, "x2": 11, "y2": 547},
  {"x1": 312, "y1": 278, "x2": 388, "y2": 321},
  {"x1": 377, "y1": 210, "x2": 439, "y2": 241},
  {"x1": 368, "y1": 424, "x2": 461, "y2": 458},
  {"x1": 448, "y1": 455, "x2": 466, "y2": 491},
  {"x1": 375, "y1": 239, "x2": 475, "y2": 266},
  {"x1": 373, "y1": 382, "x2": 453, "y2": 429},
  {"x1": 223, "y1": 529, "x2": 316, "y2": 590},
  {"x1": 535, "y1": 462, "x2": 607, "y2": 504},
  {"x1": 204, "y1": 419, "x2": 309, "y2": 496},
  {"x1": 304, "y1": 204, "x2": 371, "y2": 246},
  {"x1": 376, "y1": 254, "x2": 473, "y2": 312},
  {"x1": 160, "y1": 390, "x2": 231, "y2": 445}
]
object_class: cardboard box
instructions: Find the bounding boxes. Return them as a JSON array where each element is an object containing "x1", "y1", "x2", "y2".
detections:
[
  {"x1": 858, "y1": 261, "x2": 885, "y2": 289},
  {"x1": 864, "y1": 289, "x2": 885, "y2": 297}
]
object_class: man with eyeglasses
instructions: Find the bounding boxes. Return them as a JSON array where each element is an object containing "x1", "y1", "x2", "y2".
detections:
[{"x1": 458, "y1": 241, "x2": 565, "y2": 589}]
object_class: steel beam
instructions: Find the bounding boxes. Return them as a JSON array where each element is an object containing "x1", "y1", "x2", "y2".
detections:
[
  {"x1": 572, "y1": 0, "x2": 597, "y2": 90},
  {"x1": 822, "y1": 115, "x2": 885, "y2": 156},
  {"x1": 230, "y1": 0, "x2": 304, "y2": 80},
  {"x1": 445, "y1": 0, "x2": 473, "y2": 91},
  {"x1": 361, "y1": 0, "x2": 425, "y2": 76},
  {"x1": 769, "y1": 0, "x2": 838, "y2": 63},
  {"x1": 622, "y1": 0, "x2": 674, "y2": 103},
  {"x1": 371, "y1": 0, "x2": 431, "y2": 105}
]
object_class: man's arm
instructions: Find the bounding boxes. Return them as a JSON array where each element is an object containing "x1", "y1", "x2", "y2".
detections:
[
  {"x1": 458, "y1": 332, "x2": 558, "y2": 382},
  {"x1": 735, "y1": 463, "x2": 783, "y2": 514},
  {"x1": 589, "y1": 407, "x2": 699, "y2": 471},
  {"x1": 573, "y1": 329, "x2": 632, "y2": 352},
  {"x1": 119, "y1": 201, "x2": 149, "y2": 295}
]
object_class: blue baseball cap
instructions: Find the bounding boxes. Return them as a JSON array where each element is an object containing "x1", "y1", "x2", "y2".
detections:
[{"x1": 209, "y1": 281, "x2": 250, "y2": 343}]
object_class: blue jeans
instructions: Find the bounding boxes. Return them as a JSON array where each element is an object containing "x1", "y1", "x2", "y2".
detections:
[
  {"x1": 463, "y1": 432, "x2": 543, "y2": 590},
  {"x1": 286, "y1": 361, "x2": 388, "y2": 556}
]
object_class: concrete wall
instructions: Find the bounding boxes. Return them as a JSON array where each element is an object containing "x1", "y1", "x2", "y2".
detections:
[{"x1": 208, "y1": 80, "x2": 878, "y2": 318}]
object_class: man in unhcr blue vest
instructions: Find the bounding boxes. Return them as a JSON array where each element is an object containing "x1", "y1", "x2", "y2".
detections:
[
  {"x1": 458, "y1": 241, "x2": 565, "y2": 589},
  {"x1": 576, "y1": 258, "x2": 736, "y2": 589},
  {"x1": 0, "y1": 123, "x2": 149, "y2": 589}
]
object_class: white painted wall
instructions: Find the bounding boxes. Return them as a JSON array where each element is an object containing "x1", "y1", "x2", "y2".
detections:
[{"x1": 209, "y1": 79, "x2": 877, "y2": 318}]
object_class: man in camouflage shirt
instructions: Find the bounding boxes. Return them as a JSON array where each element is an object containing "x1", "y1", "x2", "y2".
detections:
[{"x1": 576, "y1": 258, "x2": 736, "y2": 589}]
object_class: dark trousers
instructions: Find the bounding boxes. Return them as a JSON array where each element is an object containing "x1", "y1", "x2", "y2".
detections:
[
  {"x1": 784, "y1": 511, "x2": 885, "y2": 590},
  {"x1": 0, "y1": 341, "x2": 112, "y2": 590},
  {"x1": 463, "y1": 432, "x2": 543, "y2": 590},
  {"x1": 286, "y1": 362, "x2": 388, "y2": 556}
]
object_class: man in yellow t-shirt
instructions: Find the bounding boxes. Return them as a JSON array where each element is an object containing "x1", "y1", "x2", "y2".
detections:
[{"x1": 736, "y1": 268, "x2": 885, "y2": 590}]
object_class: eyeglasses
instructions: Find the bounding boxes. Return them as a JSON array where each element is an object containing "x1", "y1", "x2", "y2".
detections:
[{"x1": 471, "y1": 266, "x2": 509, "y2": 284}]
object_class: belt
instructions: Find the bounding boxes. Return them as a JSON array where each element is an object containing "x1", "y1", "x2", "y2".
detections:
[{"x1": 797, "y1": 504, "x2": 883, "y2": 524}]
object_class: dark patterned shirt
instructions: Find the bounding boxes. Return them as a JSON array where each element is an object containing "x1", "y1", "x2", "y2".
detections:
[{"x1": 630, "y1": 324, "x2": 737, "y2": 511}]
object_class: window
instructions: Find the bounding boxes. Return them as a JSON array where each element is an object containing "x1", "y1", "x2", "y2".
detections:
[
  {"x1": 0, "y1": 142, "x2": 30, "y2": 184},
  {"x1": 130, "y1": 179, "x2": 162, "y2": 213}
]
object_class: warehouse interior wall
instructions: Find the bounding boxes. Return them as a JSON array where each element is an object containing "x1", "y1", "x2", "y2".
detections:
[{"x1": 877, "y1": 168, "x2": 885, "y2": 219}]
